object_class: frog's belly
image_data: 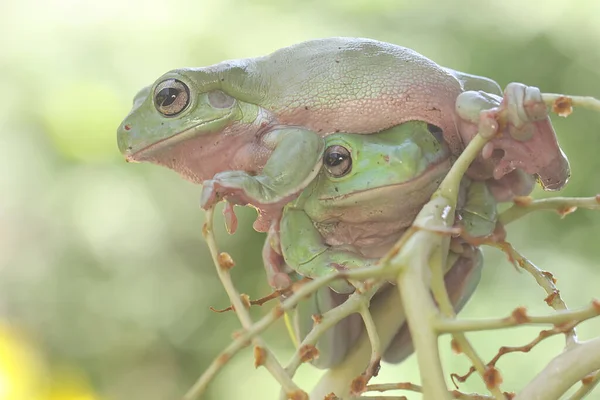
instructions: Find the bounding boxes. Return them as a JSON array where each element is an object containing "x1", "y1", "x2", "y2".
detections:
[{"x1": 315, "y1": 220, "x2": 408, "y2": 258}]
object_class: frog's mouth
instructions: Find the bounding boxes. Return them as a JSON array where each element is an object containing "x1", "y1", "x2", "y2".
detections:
[
  {"x1": 319, "y1": 154, "x2": 451, "y2": 202},
  {"x1": 125, "y1": 116, "x2": 232, "y2": 162}
]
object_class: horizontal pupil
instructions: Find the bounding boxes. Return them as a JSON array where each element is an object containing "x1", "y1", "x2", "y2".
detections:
[
  {"x1": 327, "y1": 153, "x2": 344, "y2": 166},
  {"x1": 159, "y1": 88, "x2": 179, "y2": 107}
]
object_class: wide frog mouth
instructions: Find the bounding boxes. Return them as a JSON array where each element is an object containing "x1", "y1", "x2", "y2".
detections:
[
  {"x1": 319, "y1": 150, "x2": 452, "y2": 202},
  {"x1": 123, "y1": 114, "x2": 233, "y2": 162}
]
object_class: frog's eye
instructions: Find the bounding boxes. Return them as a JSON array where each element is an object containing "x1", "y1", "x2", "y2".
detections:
[
  {"x1": 427, "y1": 123, "x2": 444, "y2": 143},
  {"x1": 324, "y1": 145, "x2": 352, "y2": 177},
  {"x1": 154, "y1": 79, "x2": 190, "y2": 116},
  {"x1": 207, "y1": 90, "x2": 236, "y2": 109}
]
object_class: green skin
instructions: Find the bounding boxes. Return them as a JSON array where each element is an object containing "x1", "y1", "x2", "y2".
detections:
[
  {"x1": 117, "y1": 37, "x2": 569, "y2": 232},
  {"x1": 266, "y1": 121, "x2": 496, "y2": 368}
]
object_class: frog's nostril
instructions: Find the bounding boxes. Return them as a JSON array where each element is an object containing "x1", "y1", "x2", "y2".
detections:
[{"x1": 124, "y1": 124, "x2": 131, "y2": 131}]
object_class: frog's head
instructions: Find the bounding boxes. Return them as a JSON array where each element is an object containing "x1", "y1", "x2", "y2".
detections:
[
  {"x1": 116, "y1": 68, "x2": 261, "y2": 182},
  {"x1": 305, "y1": 121, "x2": 452, "y2": 222}
]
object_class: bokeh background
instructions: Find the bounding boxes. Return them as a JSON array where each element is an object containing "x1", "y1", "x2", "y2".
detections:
[{"x1": 1, "y1": 0, "x2": 600, "y2": 399}]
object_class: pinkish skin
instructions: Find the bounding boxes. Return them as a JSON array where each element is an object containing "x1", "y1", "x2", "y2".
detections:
[{"x1": 117, "y1": 38, "x2": 570, "y2": 232}]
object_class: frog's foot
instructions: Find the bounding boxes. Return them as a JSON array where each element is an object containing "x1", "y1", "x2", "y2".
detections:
[
  {"x1": 262, "y1": 222, "x2": 294, "y2": 291},
  {"x1": 201, "y1": 171, "x2": 298, "y2": 232},
  {"x1": 486, "y1": 169, "x2": 535, "y2": 202},
  {"x1": 457, "y1": 83, "x2": 570, "y2": 193},
  {"x1": 323, "y1": 263, "x2": 356, "y2": 294}
]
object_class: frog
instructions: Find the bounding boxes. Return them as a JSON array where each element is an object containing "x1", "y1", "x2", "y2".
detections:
[
  {"x1": 270, "y1": 121, "x2": 496, "y2": 293},
  {"x1": 117, "y1": 37, "x2": 569, "y2": 232},
  {"x1": 263, "y1": 120, "x2": 495, "y2": 368}
]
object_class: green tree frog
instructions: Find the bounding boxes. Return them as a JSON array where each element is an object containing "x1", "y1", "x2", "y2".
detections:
[
  {"x1": 262, "y1": 121, "x2": 496, "y2": 368},
  {"x1": 117, "y1": 37, "x2": 569, "y2": 231}
]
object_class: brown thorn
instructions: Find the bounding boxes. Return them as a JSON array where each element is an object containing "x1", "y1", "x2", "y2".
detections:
[
  {"x1": 513, "y1": 196, "x2": 533, "y2": 207},
  {"x1": 552, "y1": 96, "x2": 573, "y2": 117},
  {"x1": 209, "y1": 288, "x2": 286, "y2": 313},
  {"x1": 217, "y1": 252, "x2": 235, "y2": 270},
  {"x1": 298, "y1": 344, "x2": 319, "y2": 363},
  {"x1": 483, "y1": 366, "x2": 503, "y2": 390},
  {"x1": 287, "y1": 389, "x2": 309, "y2": 400},
  {"x1": 253, "y1": 345, "x2": 267, "y2": 368},
  {"x1": 511, "y1": 307, "x2": 530, "y2": 324},
  {"x1": 450, "y1": 366, "x2": 476, "y2": 388}
]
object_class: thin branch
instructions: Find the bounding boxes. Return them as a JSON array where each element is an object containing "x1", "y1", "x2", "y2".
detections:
[
  {"x1": 449, "y1": 301, "x2": 600, "y2": 389},
  {"x1": 436, "y1": 300, "x2": 600, "y2": 333},
  {"x1": 365, "y1": 382, "x2": 509, "y2": 399},
  {"x1": 499, "y1": 195, "x2": 600, "y2": 226},
  {"x1": 429, "y1": 251, "x2": 506, "y2": 399},
  {"x1": 184, "y1": 209, "x2": 305, "y2": 400},
  {"x1": 542, "y1": 93, "x2": 600, "y2": 116},
  {"x1": 349, "y1": 303, "x2": 383, "y2": 394},
  {"x1": 283, "y1": 283, "x2": 383, "y2": 377},
  {"x1": 492, "y1": 241, "x2": 579, "y2": 346}
]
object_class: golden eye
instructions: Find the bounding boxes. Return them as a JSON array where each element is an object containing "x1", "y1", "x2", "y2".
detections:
[
  {"x1": 154, "y1": 79, "x2": 190, "y2": 116},
  {"x1": 324, "y1": 145, "x2": 352, "y2": 177}
]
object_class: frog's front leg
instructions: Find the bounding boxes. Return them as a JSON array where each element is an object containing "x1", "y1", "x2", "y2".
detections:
[
  {"x1": 261, "y1": 221, "x2": 297, "y2": 291},
  {"x1": 458, "y1": 180, "x2": 498, "y2": 238},
  {"x1": 456, "y1": 82, "x2": 571, "y2": 194},
  {"x1": 200, "y1": 127, "x2": 324, "y2": 214},
  {"x1": 279, "y1": 208, "x2": 377, "y2": 294}
]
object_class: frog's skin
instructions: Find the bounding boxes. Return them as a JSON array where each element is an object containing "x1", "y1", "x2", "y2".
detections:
[
  {"x1": 275, "y1": 121, "x2": 495, "y2": 293},
  {"x1": 265, "y1": 121, "x2": 496, "y2": 368},
  {"x1": 117, "y1": 37, "x2": 569, "y2": 231}
]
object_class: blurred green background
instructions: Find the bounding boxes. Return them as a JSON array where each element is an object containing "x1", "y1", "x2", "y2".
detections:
[{"x1": 1, "y1": 0, "x2": 599, "y2": 399}]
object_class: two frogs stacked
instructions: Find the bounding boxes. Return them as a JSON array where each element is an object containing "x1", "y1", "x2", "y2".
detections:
[{"x1": 117, "y1": 38, "x2": 570, "y2": 369}]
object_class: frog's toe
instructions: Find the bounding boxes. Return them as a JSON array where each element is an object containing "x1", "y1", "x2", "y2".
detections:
[
  {"x1": 329, "y1": 279, "x2": 356, "y2": 294},
  {"x1": 200, "y1": 180, "x2": 219, "y2": 209}
]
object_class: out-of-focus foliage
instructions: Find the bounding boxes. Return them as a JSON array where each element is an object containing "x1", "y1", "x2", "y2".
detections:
[{"x1": 0, "y1": 0, "x2": 599, "y2": 399}]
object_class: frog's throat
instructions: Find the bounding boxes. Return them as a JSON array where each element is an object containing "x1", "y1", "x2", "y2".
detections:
[
  {"x1": 126, "y1": 115, "x2": 233, "y2": 162},
  {"x1": 319, "y1": 157, "x2": 451, "y2": 202}
]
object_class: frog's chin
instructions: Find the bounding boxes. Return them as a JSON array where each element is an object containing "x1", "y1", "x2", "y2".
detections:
[
  {"x1": 126, "y1": 115, "x2": 234, "y2": 162},
  {"x1": 320, "y1": 157, "x2": 452, "y2": 202}
]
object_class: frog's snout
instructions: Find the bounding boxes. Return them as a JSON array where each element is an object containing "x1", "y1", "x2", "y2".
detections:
[{"x1": 116, "y1": 120, "x2": 136, "y2": 159}]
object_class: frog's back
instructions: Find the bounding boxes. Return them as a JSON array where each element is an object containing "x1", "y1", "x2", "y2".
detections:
[{"x1": 245, "y1": 37, "x2": 464, "y2": 151}]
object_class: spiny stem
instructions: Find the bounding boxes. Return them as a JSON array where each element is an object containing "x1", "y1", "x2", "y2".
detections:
[
  {"x1": 542, "y1": 93, "x2": 600, "y2": 115},
  {"x1": 436, "y1": 300, "x2": 600, "y2": 333},
  {"x1": 354, "y1": 302, "x2": 382, "y2": 390},
  {"x1": 365, "y1": 382, "x2": 504, "y2": 399},
  {"x1": 429, "y1": 251, "x2": 506, "y2": 400},
  {"x1": 185, "y1": 209, "x2": 304, "y2": 400},
  {"x1": 499, "y1": 195, "x2": 600, "y2": 226},
  {"x1": 493, "y1": 241, "x2": 578, "y2": 346},
  {"x1": 283, "y1": 283, "x2": 382, "y2": 377}
]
